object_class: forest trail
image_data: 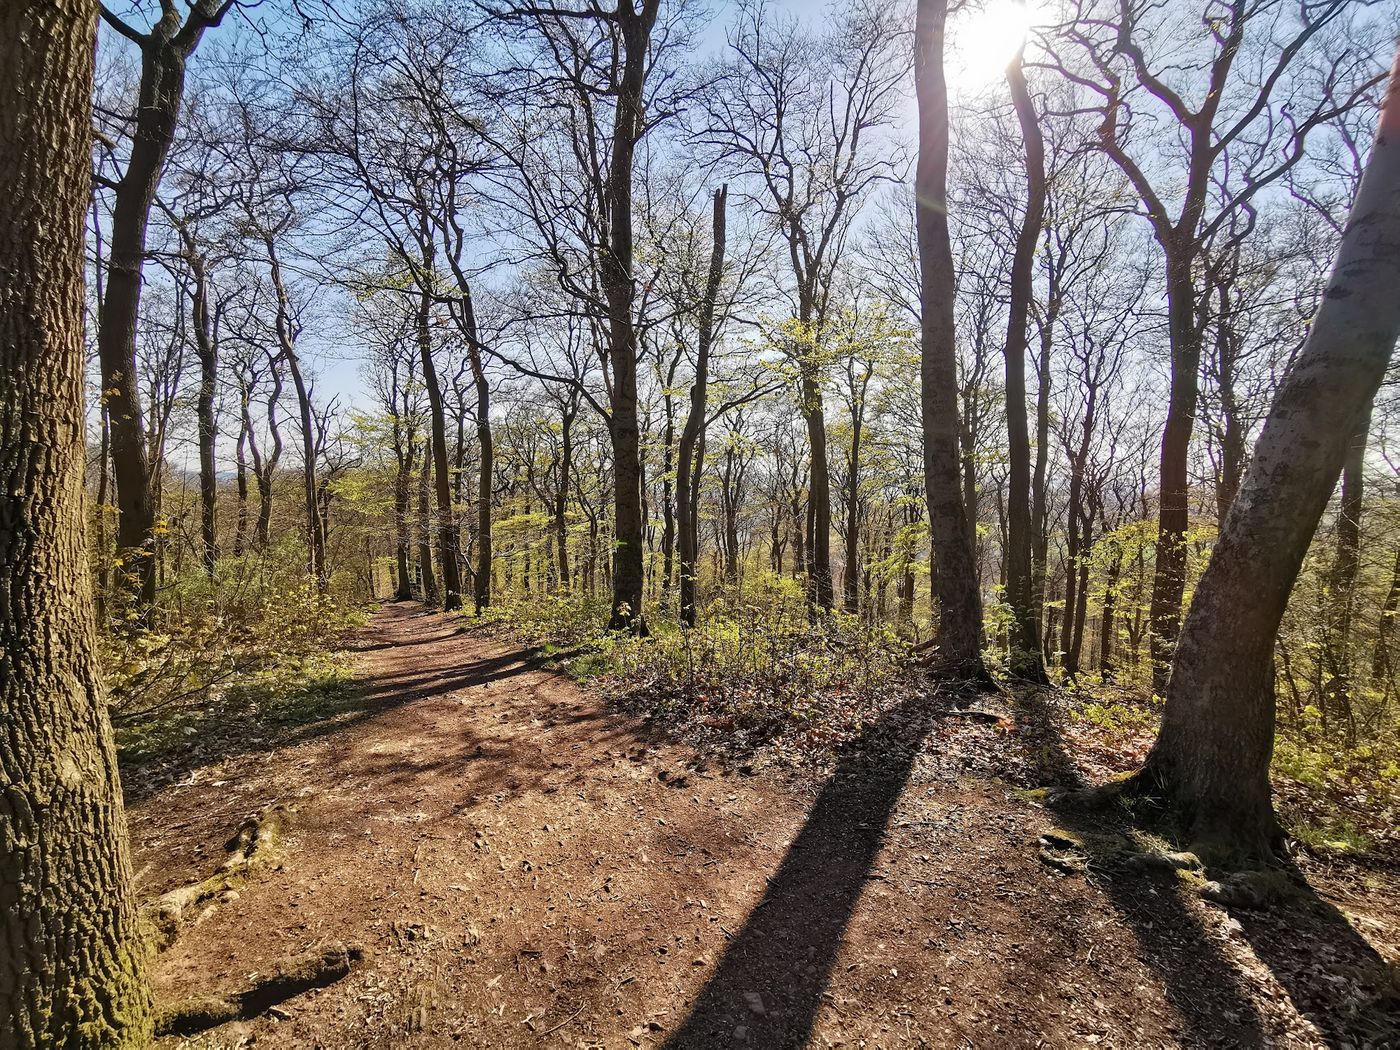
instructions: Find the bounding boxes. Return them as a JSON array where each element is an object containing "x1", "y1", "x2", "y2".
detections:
[{"x1": 128, "y1": 604, "x2": 1398, "y2": 1048}]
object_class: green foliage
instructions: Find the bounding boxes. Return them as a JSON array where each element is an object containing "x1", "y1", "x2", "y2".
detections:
[{"x1": 102, "y1": 548, "x2": 370, "y2": 727}]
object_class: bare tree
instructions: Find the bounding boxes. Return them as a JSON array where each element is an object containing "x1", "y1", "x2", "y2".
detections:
[
  {"x1": 698, "y1": 0, "x2": 907, "y2": 611},
  {"x1": 1080, "y1": 48, "x2": 1400, "y2": 858},
  {"x1": 1046, "y1": 0, "x2": 1387, "y2": 691},
  {"x1": 94, "y1": 0, "x2": 236, "y2": 607}
]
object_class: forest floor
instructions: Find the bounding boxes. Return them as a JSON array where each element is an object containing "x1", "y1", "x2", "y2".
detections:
[{"x1": 124, "y1": 602, "x2": 1400, "y2": 1049}]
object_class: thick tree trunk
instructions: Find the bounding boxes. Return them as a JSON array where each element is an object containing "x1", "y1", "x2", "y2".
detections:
[
  {"x1": 1003, "y1": 52, "x2": 1049, "y2": 682},
  {"x1": 600, "y1": 1, "x2": 658, "y2": 634},
  {"x1": 1147, "y1": 252, "x2": 1206, "y2": 693},
  {"x1": 1133, "y1": 64, "x2": 1400, "y2": 858},
  {"x1": 914, "y1": 0, "x2": 988, "y2": 680},
  {"x1": 1, "y1": 0, "x2": 153, "y2": 1039}
]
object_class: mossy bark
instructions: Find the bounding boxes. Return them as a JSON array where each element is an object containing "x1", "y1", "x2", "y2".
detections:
[{"x1": 0, "y1": 0, "x2": 153, "y2": 1042}]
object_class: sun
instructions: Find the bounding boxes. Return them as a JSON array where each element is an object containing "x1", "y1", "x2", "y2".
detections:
[{"x1": 947, "y1": 0, "x2": 1042, "y2": 93}]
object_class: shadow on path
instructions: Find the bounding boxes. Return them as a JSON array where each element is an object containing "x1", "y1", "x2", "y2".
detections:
[
  {"x1": 1229, "y1": 856, "x2": 1400, "y2": 1046},
  {"x1": 1014, "y1": 688, "x2": 1272, "y2": 1048},
  {"x1": 665, "y1": 697, "x2": 936, "y2": 1049},
  {"x1": 120, "y1": 605, "x2": 558, "y2": 804}
]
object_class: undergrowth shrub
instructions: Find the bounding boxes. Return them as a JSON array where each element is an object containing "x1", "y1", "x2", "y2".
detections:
[
  {"x1": 468, "y1": 589, "x2": 914, "y2": 762},
  {"x1": 102, "y1": 548, "x2": 371, "y2": 729}
]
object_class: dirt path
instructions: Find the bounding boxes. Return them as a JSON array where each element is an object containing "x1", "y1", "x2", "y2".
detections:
[{"x1": 129, "y1": 604, "x2": 1399, "y2": 1048}]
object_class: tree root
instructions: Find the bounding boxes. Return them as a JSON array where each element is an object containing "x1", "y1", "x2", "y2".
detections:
[
  {"x1": 154, "y1": 941, "x2": 363, "y2": 1037},
  {"x1": 143, "y1": 804, "x2": 292, "y2": 950}
]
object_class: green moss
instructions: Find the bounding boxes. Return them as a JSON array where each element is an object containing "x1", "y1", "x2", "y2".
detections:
[{"x1": 1290, "y1": 817, "x2": 1372, "y2": 855}]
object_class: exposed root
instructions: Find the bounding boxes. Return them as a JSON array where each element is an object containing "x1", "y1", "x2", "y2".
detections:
[
  {"x1": 1044, "y1": 769, "x2": 1142, "y2": 810},
  {"x1": 143, "y1": 804, "x2": 292, "y2": 950},
  {"x1": 155, "y1": 941, "x2": 363, "y2": 1037}
]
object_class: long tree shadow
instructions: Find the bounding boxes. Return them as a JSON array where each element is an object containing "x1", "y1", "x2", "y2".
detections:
[
  {"x1": 1226, "y1": 855, "x2": 1400, "y2": 1045},
  {"x1": 1018, "y1": 685, "x2": 1400, "y2": 1047},
  {"x1": 665, "y1": 696, "x2": 939, "y2": 1049}
]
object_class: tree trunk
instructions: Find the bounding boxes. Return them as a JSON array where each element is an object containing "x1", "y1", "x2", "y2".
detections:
[
  {"x1": 97, "y1": 2, "x2": 222, "y2": 608},
  {"x1": 1147, "y1": 251, "x2": 1206, "y2": 693},
  {"x1": 555, "y1": 397, "x2": 574, "y2": 594},
  {"x1": 191, "y1": 254, "x2": 218, "y2": 577},
  {"x1": 393, "y1": 437, "x2": 415, "y2": 601},
  {"x1": 1132, "y1": 63, "x2": 1400, "y2": 858},
  {"x1": 914, "y1": 0, "x2": 988, "y2": 680},
  {"x1": 417, "y1": 449, "x2": 438, "y2": 605},
  {"x1": 802, "y1": 365, "x2": 835, "y2": 611},
  {"x1": 1322, "y1": 407, "x2": 1370, "y2": 737},
  {"x1": 600, "y1": 1, "x2": 659, "y2": 634},
  {"x1": 462, "y1": 289, "x2": 493, "y2": 613},
  {"x1": 678, "y1": 187, "x2": 727, "y2": 627},
  {"x1": 842, "y1": 408, "x2": 863, "y2": 615},
  {"x1": 1, "y1": 0, "x2": 153, "y2": 1039},
  {"x1": 253, "y1": 363, "x2": 282, "y2": 550},
  {"x1": 1003, "y1": 51, "x2": 1048, "y2": 682},
  {"x1": 266, "y1": 239, "x2": 325, "y2": 589},
  {"x1": 416, "y1": 282, "x2": 463, "y2": 610}
]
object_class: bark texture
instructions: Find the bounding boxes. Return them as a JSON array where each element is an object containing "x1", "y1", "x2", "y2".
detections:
[{"x1": 1, "y1": 0, "x2": 153, "y2": 1041}]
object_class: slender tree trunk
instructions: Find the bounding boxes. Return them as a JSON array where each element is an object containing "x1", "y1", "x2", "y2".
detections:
[
  {"x1": 915, "y1": 0, "x2": 988, "y2": 680},
  {"x1": 801, "y1": 363, "x2": 835, "y2": 611},
  {"x1": 1322, "y1": 408, "x2": 1370, "y2": 737},
  {"x1": 462, "y1": 289, "x2": 493, "y2": 613},
  {"x1": 555, "y1": 399, "x2": 574, "y2": 594},
  {"x1": 1031, "y1": 264, "x2": 1056, "y2": 646},
  {"x1": 678, "y1": 186, "x2": 727, "y2": 627},
  {"x1": 842, "y1": 407, "x2": 863, "y2": 615},
  {"x1": 96, "y1": 3, "x2": 221, "y2": 609},
  {"x1": 1100, "y1": 551, "x2": 1121, "y2": 679},
  {"x1": 1, "y1": 0, "x2": 152, "y2": 1038},
  {"x1": 266, "y1": 240, "x2": 325, "y2": 588},
  {"x1": 394, "y1": 439, "x2": 415, "y2": 601},
  {"x1": 417, "y1": 449, "x2": 438, "y2": 606},
  {"x1": 416, "y1": 282, "x2": 462, "y2": 610},
  {"x1": 192, "y1": 255, "x2": 218, "y2": 577},
  {"x1": 1003, "y1": 51, "x2": 1048, "y2": 681},
  {"x1": 1372, "y1": 540, "x2": 1400, "y2": 683},
  {"x1": 1129, "y1": 64, "x2": 1400, "y2": 857},
  {"x1": 233, "y1": 385, "x2": 250, "y2": 558}
]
